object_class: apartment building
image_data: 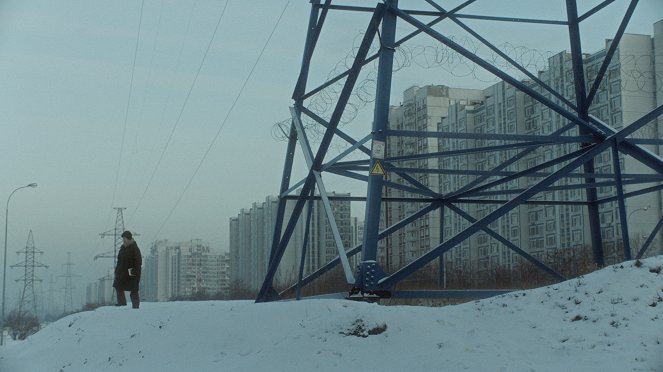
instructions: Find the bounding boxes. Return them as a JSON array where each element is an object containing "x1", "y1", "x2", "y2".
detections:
[
  {"x1": 384, "y1": 23, "x2": 662, "y2": 280},
  {"x1": 229, "y1": 193, "x2": 353, "y2": 294},
  {"x1": 439, "y1": 81, "x2": 528, "y2": 279},
  {"x1": 383, "y1": 85, "x2": 484, "y2": 273},
  {"x1": 141, "y1": 239, "x2": 229, "y2": 301}
]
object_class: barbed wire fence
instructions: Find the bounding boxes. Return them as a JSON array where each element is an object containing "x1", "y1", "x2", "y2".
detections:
[{"x1": 272, "y1": 31, "x2": 662, "y2": 147}]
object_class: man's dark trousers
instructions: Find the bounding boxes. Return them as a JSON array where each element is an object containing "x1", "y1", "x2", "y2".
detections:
[{"x1": 116, "y1": 289, "x2": 139, "y2": 309}]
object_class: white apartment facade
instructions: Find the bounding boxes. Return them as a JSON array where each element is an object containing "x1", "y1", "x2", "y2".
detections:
[
  {"x1": 141, "y1": 239, "x2": 229, "y2": 301},
  {"x1": 229, "y1": 193, "x2": 354, "y2": 294},
  {"x1": 383, "y1": 23, "x2": 663, "y2": 280}
]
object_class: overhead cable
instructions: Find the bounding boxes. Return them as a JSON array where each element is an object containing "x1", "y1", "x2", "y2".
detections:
[
  {"x1": 152, "y1": 0, "x2": 291, "y2": 241},
  {"x1": 129, "y1": 0, "x2": 229, "y2": 224}
]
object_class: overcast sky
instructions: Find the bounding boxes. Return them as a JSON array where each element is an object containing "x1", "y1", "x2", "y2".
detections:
[{"x1": 1, "y1": 0, "x2": 661, "y2": 309}]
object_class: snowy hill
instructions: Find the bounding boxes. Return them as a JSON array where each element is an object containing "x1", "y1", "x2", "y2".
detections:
[{"x1": 2, "y1": 256, "x2": 662, "y2": 372}]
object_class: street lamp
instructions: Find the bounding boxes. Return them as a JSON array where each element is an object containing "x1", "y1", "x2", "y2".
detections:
[
  {"x1": 625, "y1": 205, "x2": 650, "y2": 261},
  {"x1": 628, "y1": 205, "x2": 650, "y2": 224},
  {"x1": 1, "y1": 183, "x2": 37, "y2": 346}
]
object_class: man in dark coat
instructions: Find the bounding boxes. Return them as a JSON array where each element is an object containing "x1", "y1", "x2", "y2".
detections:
[{"x1": 113, "y1": 230, "x2": 142, "y2": 308}]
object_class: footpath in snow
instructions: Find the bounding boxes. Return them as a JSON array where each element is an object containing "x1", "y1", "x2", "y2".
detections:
[{"x1": 1, "y1": 256, "x2": 662, "y2": 372}]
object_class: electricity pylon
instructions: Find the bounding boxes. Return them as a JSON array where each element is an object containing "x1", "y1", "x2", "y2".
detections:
[
  {"x1": 11, "y1": 230, "x2": 47, "y2": 318},
  {"x1": 95, "y1": 207, "x2": 127, "y2": 265},
  {"x1": 94, "y1": 207, "x2": 139, "y2": 304},
  {"x1": 60, "y1": 252, "x2": 79, "y2": 314},
  {"x1": 257, "y1": 0, "x2": 663, "y2": 302}
]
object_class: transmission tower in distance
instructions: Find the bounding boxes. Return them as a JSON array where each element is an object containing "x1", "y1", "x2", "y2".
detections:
[
  {"x1": 10, "y1": 230, "x2": 47, "y2": 318},
  {"x1": 95, "y1": 207, "x2": 127, "y2": 265},
  {"x1": 60, "y1": 252, "x2": 80, "y2": 314},
  {"x1": 94, "y1": 208, "x2": 139, "y2": 304}
]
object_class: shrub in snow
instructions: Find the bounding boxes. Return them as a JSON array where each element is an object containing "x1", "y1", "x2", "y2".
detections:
[{"x1": 341, "y1": 319, "x2": 387, "y2": 337}]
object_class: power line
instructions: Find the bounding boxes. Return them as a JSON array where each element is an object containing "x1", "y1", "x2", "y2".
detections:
[
  {"x1": 152, "y1": 0, "x2": 291, "y2": 242},
  {"x1": 109, "y1": 0, "x2": 146, "y2": 220},
  {"x1": 129, "y1": 0, "x2": 230, "y2": 224},
  {"x1": 127, "y1": 0, "x2": 198, "y2": 224},
  {"x1": 135, "y1": 0, "x2": 166, "y2": 128},
  {"x1": 122, "y1": 0, "x2": 167, "y2": 184}
]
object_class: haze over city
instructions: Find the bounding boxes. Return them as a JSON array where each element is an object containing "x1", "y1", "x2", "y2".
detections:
[{"x1": 1, "y1": 0, "x2": 662, "y2": 312}]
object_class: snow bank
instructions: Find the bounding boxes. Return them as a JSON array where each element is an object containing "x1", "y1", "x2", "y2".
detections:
[{"x1": 2, "y1": 256, "x2": 662, "y2": 371}]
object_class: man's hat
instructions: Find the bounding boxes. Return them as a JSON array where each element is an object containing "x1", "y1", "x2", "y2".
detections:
[{"x1": 121, "y1": 231, "x2": 133, "y2": 240}]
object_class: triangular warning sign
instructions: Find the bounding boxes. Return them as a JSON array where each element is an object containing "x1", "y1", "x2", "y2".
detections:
[{"x1": 370, "y1": 160, "x2": 386, "y2": 176}]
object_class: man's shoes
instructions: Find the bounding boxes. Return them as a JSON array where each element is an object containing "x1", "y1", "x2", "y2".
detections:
[{"x1": 114, "y1": 304, "x2": 125, "y2": 306}]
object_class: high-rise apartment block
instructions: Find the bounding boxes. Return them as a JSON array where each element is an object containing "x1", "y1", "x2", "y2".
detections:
[
  {"x1": 141, "y1": 239, "x2": 230, "y2": 301},
  {"x1": 384, "y1": 24, "x2": 663, "y2": 281},
  {"x1": 229, "y1": 197, "x2": 280, "y2": 296},
  {"x1": 384, "y1": 85, "x2": 484, "y2": 271},
  {"x1": 229, "y1": 193, "x2": 354, "y2": 294},
  {"x1": 86, "y1": 274, "x2": 114, "y2": 305},
  {"x1": 438, "y1": 81, "x2": 527, "y2": 278}
]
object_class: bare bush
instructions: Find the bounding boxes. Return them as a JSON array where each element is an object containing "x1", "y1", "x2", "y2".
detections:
[{"x1": 4, "y1": 310, "x2": 40, "y2": 340}]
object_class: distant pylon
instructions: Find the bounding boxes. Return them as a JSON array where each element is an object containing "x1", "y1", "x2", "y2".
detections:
[
  {"x1": 59, "y1": 252, "x2": 79, "y2": 314},
  {"x1": 10, "y1": 230, "x2": 47, "y2": 317},
  {"x1": 94, "y1": 207, "x2": 129, "y2": 304},
  {"x1": 95, "y1": 207, "x2": 127, "y2": 265}
]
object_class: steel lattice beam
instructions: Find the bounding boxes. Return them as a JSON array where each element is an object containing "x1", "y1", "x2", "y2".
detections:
[{"x1": 256, "y1": 0, "x2": 663, "y2": 302}]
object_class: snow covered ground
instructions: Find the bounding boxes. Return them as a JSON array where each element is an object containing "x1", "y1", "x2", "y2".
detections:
[{"x1": 1, "y1": 256, "x2": 662, "y2": 372}]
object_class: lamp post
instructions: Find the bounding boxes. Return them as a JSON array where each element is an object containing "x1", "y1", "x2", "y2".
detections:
[
  {"x1": 625, "y1": 205, "x2": 650, "y2": 261},
  {"x1": 1, "y1": 183, "x2": 37, "y2": 346},
  {"x1": 628, "y1": 205, "x2": 650, "y2": 224}
]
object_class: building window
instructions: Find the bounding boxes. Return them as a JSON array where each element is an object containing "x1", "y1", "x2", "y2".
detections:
[
  {"x1": 610, "y1": 96, "x2": 621, "y2": 111},
  {"x1": 546, "y1": 235, "x2": 556, "y2": 246},
  {"x1": 609, "y1": 80, "x2": 620, "y2": 95},
  {"x1": 608, "y1": 67, "x2": 619, "y2": 81},
  {"x1": 601, "y1": 227, "x2": 614, "y2": 240},
  {"x1": 529, "y1": 238, "x2": 544, "y2": 250},
  {"x1": 529, "y1": 224, "x2": 543, "y2": 236},
  {"x1": 545, "y1": 206, "x2": 554, "y2": 218},
  {"x1": 611, "y1": 112, "x2": 622, "y2": 127},
  {"x1": 528, "y1": 210, "x2": 542, "y2": 222}
]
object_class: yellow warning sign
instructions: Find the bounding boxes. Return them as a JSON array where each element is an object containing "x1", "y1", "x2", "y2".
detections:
[{"x1": 370, "y1": 160, "x2": 386, "y2": 176}]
